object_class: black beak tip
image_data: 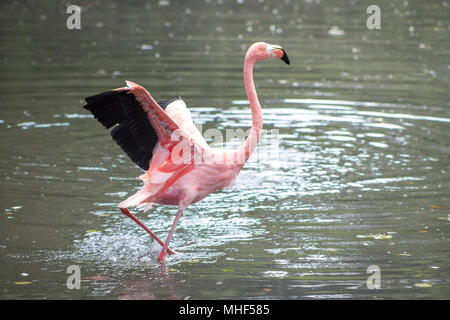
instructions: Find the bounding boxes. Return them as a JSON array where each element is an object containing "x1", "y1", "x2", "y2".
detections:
[{"x1": 281, "y1": 50, "x2": 290, "y2": 65}]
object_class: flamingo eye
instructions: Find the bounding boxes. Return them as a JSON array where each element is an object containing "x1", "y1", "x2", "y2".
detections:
[{"x1": 265, "y1": 45, "x2": 275, "y2": 56}]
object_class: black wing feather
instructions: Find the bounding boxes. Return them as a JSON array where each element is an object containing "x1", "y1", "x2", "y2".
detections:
[{"x1": 83, "y1": 90, "x2": 175, "y2": 171}]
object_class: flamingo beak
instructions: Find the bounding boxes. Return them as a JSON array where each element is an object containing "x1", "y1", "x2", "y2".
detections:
[
  {"x1": 272, "y1": 46, "x2": 290, "y2": 65},
  {"x1": 280, "y1": 49, "x2": 290, "y2": 65}
]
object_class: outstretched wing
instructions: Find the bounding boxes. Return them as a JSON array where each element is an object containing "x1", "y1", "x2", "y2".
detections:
[{"x1": 83, "y1": 81, "x2": 189, "y2": 171}]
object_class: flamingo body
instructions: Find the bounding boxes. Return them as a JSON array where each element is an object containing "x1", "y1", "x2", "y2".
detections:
[{"x1": 83, "y1": 42, "x2": 289, "y2": 261}]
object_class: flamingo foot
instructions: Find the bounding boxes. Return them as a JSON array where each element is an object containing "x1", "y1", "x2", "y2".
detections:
[
  {"x1": 157, "y1": 250, "x2": 167, "y2": 262},
  {"x1": 157, "y1": 206, "x2": 184, "y2": 263}
]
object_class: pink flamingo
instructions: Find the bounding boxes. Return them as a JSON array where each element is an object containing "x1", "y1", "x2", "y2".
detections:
[{"x1": 83, "y1": 42, "x2": 290, "y2": 261}]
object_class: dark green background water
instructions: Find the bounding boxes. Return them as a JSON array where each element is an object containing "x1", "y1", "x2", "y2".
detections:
[{"x1": 0, "y1": 0, "x2": 449, "y2": 299}]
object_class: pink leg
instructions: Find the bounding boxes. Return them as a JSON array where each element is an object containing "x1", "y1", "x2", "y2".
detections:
[
  {"x1": 120, "y1": 208, "x2": 175, "y2": 255},
  {"x1": 158, "y1": 207, "x2": 184, "y2": 262}
]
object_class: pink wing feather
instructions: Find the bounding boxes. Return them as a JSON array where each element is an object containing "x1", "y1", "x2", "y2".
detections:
[{"x1": 117, "y1": 81, "x2": 198, "y2": 210}]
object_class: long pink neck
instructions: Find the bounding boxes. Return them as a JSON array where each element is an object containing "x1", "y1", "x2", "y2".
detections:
[{"x1": 236, "y1": 52, "x2": 263, "y2": 165}]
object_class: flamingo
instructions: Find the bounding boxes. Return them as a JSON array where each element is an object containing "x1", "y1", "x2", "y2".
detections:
[{"x1": 83, "y1": 42, "x2": 290, "y2": 261}]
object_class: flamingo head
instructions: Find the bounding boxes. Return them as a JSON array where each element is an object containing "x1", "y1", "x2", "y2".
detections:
[{"x1": 247, "y1": 42, "x2": 290, "y2": 65}]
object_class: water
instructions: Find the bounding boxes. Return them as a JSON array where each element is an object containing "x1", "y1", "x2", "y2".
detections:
[{"x1": 0, "y1": 0, "x2": 449, "y2": 299}]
